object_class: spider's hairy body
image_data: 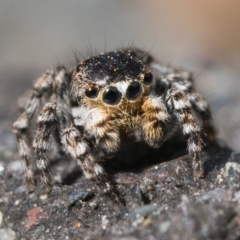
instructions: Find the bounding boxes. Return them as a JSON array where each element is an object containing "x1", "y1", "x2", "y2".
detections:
[{"x1": 13, "y1": 49, "x2": 217, "y2": 200}]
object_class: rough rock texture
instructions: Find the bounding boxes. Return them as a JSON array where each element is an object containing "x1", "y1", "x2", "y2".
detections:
[{"x1": 0, "y1": 123, "x2": 240, "y2": 240}]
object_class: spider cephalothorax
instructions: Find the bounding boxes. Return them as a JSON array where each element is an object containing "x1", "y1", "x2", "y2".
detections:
[
  {"x1": 71, "y1": 50, "x2": 152, "y2": 111},
  {"x1": 13, "y1": 49, "x2": 217, "y2": 200}
]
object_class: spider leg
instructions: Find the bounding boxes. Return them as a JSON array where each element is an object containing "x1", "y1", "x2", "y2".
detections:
[
  {"x1": 33, "y1": 67, "x2": 70, "y2": 192},
  {"x1": 188, "y1": 92, "x2": 218, "y2": 148},
  {"x1": 70, "y1": 106, "x2": 122, "y2": 202},
  {"x1": 87, "y1": 110, "x2": 121, "y2": 158},
  {"x1": 167, "y1": 89, "x2": 204, "y2": 178},
  {"x1": 13, "y1": 97, "x2": 38, "y2": 191},
  {"x1": 60, "y1": 121, "x2": 122, "y2": 203},
  {"x1": 141, "y1": 95, "x2": 169, "y2": 148},
  {"x1": 13, "y1": 67, "x2": 69, "y2": 191},
  {"x1": 164, "y1": 72, "x2": 218, "y2": 148},
  {"x1": 33, "y1": 102, "x2": 57, "y2": 192}
]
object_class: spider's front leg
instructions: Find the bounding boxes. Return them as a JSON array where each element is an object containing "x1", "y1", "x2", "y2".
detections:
[
  {"x1": 72, "y1": 106, "x2": 121, "y2": 158},
  {"x1": 33, "y1": 102, "x2": 57, "y2": 192},
  {"x1": 168, "y1": 89, "x2": 204, "y2": 178},
  {"x1": 61, "y1": 127, "x2": 109, "y2": 187},
  {"x1": 141, "y1": 95, "x2": 169, "y2": 148},
  {"x1": 62, "y1": 106, "x2": 122, "y2": 202},
  {"x1": 61, "y1": 126, "x2": 121, "y2": 203}
]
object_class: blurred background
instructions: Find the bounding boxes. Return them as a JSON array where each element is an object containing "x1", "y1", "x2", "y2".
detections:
[{"x1": 0, "y1": 0, "x2": 240, "y2": 151}]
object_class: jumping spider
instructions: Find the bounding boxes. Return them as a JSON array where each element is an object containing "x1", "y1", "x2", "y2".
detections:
[{"x1": 13, "y1": 48, "x2": 217, "y2": 200}]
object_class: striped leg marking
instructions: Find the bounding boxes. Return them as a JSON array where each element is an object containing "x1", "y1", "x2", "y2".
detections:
[{"x1": 170, "y1": 89, "x2": 204, "y2": 178}]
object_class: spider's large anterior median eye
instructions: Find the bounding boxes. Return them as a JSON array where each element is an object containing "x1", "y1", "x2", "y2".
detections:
[
  {"x1": 85, "y1": 87, "x2": 98, "y2": 98},
  {"x1": 143, "y1": 72, "x2": 153, "y2": 85},
  {"x1": 126, "y1": 82, "x2": 142, "y2": 100},
  {"x1": 102, "y1": 87, "x2": 122, "y2": 105}
]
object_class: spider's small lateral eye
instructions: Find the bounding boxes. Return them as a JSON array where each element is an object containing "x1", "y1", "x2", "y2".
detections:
[
  {"x1": 143, "y1": 72, "x2": 153, "y2": 85},
  {"x1": 85, "y1": 87, "x2": 98, "y2": 99},
  {"x1": 102, "y1": 87, "x2": 122, "y2": 105},
  {"x1": 76, "y1": 64, "x2": 81, "y2": 72},
  {"x1": 126, "y1": 82, "x2": 142, "y2": 100}
]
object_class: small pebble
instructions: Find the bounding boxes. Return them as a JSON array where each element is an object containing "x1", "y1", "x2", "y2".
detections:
[
  {"x1": 129, "y1": 204, "x2": 158, "y2": 221},
  {"x1": 0, "y1": 228, "x2": 16, "y2": 240},
  {"x1": 67, "y1": 189, "x2": 93, "y2": 206}
]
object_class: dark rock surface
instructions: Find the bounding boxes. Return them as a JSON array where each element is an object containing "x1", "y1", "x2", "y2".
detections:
[{"x1": 1, "y1": 124, "x2": 240, "y2": 240}]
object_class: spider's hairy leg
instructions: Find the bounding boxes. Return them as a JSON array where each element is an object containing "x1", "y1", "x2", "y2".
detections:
[
  {"x1": 169, "y1": 70, "x2": 217, "y2": 146},
  {"x1": 141, "y1": 96, "x2": 169, "y2": 148},
  {"x1": 61, "y1": 126, "x2": 121, "y2": 203},
  {"x1": 87, "y1": 109, "x2": 120, "y2": 157},
  {"x1": 13, "y1": 68, "x2": 59, "y2": 191},
  {"x1": 72, "y1": 106, "x2": 121, "y2": 158},
  {"x1": 13, "y1": 66, "x2": 69, "y2": 192},
  {"x1": 189, "y1": 92, "x2": 218, "y2": 148},
  {"x1": 32, "y1": 102, "x2": 57, "y2": 192},
  {"x1": 168, "y1": 89, "x2": 204, "y2": 178},
  {"x1": 13, "y1": 99, "x2": 38, "y2": 191},
  {"x1": 32, "y1": 67, "x2": 70, "y2": 192},
  {"x1": 71, "y1": 106, "x2": 122, "y2": 202}
]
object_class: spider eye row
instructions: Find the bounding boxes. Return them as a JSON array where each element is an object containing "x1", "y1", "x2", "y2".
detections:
[
  {"x1": 103, "y1": 86, "x2": 122, "y2": 104},
  {"x1": 85, "y1": 87, "x2": 98, "y2": 98},
  {"x1": 84, "y1": 73, "x2": 153, "y2": 105}
]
